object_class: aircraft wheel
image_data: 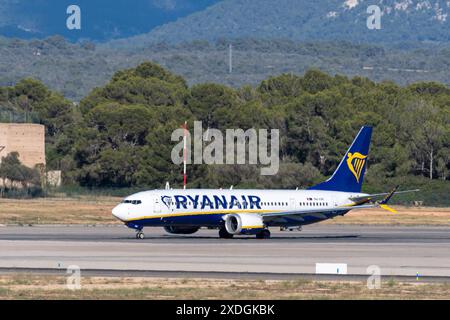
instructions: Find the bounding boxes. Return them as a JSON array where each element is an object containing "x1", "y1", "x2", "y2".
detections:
[
  {"x1": 219, "y1": 228, "x2": 233, "y2": 239},
  {"x1": 256, "y1": 229, "x2": 271, "y2": 239},
  {"x1": 136, "y1": 231, "x2": 145, "y2": 239}
]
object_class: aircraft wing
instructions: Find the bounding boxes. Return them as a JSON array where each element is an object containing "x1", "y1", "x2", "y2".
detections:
[
  {"x1": 261, "y1": 185, "x2": 413, "y2": 221},
  {"x1": 261, "y1": 204, "x2": 376, "y2": 220}
]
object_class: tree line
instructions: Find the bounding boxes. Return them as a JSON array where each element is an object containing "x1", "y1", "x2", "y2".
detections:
[{"x1": 0, "y1": 62, "x2": 448, "y2": 203}]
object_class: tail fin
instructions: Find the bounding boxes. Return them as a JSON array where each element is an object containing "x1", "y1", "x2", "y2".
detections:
[{"x1": 309, "y1": 126, "x2": 373, "y2": 193}]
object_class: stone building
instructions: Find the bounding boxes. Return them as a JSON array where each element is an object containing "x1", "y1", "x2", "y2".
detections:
[{"x1": 0, "y1": 123, "x2": 46, "y2": 167}]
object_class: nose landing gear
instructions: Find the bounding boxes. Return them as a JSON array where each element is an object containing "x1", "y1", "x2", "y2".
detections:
[
  {"x1": 126, "y1": 223, "x2": 145, "y2": 239},
  {"x1": 136, "y1": 231, "x2": 145, "y2": 239}
]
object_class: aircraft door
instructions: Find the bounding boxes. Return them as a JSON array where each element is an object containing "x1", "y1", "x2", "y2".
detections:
[
  {"x1": 154, "y1": 197, "x2": 161, "y2": 213},
  {"x1": 290, "y1": 198, "x2": 296, "y2": 211}
]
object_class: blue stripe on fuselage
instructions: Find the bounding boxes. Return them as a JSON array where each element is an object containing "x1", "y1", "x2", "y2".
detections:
[
  {"x1": 124, "y1": 209, "x2": 348, "y2": 230},
  {"x1": 126, "y1": 213, "x2": 225, "y2": 229}
]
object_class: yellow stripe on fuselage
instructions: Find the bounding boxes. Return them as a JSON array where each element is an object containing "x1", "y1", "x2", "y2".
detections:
[
  {"x1": 241, "y1": 225, "x2": 264, "y2": 229},
  {"x1": 123, "y1": 209, "x2": 280, "y2": 222}
]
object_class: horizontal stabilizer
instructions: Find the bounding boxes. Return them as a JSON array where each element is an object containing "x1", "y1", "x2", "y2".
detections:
[{"x1": 349, "y1": 189, "x2": 420, "y2": 204}]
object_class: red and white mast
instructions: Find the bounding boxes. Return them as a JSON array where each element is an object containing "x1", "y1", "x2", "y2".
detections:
[{"x1": 183, "y1": 121, "x2": 188, "y2": 190}]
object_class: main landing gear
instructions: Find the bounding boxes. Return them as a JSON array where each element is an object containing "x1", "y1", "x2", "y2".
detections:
[
  {"x1": 136, "y1": 231, "x2": 145, "y2": 239},
  {"x1": 256, "y1": 229, "x2": 271, "y2": 239},
  {"x1": 218, "y1": 228, "x2": 271, "y2": 239},
  {"x1": 218, "y1": 228, "x2": 234, "y2": 239}
]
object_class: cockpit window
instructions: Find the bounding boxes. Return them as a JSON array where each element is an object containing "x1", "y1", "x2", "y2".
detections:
[{"x1": 122, "y1": 200, "x2": 142, "y2": 205}]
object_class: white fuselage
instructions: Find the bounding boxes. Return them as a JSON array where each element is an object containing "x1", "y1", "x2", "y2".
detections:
[{"x1": 112, "y1": 189, "x2": 367, "y2": 229}]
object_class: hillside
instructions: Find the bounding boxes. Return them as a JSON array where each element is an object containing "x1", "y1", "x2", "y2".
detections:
[
  {"x1": 0, "y1": 37, "x2": 449, "y2": 101},
  {"x1": 0, "y1": 0, "x2": 220, "y2": 42},
  {"x1": 0, "y1": 0, "x2": 448, "y2": 101},
  {"x1": 113, "y1": 0, "x2": 450, "y2": 46}
]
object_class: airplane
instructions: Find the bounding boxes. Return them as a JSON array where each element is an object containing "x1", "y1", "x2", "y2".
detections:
[{"x1": 112, "y1": 125, "x2": 417, "y2": 239}]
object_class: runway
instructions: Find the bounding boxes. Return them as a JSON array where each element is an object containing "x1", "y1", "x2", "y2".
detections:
[{"x1": 0, "y1": 225, "x2": 449, "y2": 279}]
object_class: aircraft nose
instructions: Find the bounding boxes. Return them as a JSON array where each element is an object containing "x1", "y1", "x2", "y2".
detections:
[{"x1": 112, "y1": 204, "x2": 127, "y2": 221}]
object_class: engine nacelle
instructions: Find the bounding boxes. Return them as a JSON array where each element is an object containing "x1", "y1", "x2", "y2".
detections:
[
  {"x1": 164, "y1": 226, "x2": 200, "y2": 235},
  {"x1": 224, "y1": 213, "x2": 265, "y2": 235}
]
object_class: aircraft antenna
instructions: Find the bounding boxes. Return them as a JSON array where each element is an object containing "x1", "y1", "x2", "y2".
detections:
[{"x1": 229, "y1": 44, "x2": 232, "y2": 74}]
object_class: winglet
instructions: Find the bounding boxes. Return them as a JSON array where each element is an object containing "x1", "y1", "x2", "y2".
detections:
[
  {"x1": 378, "y1": 185, "x2": 399, "y2": 213},
  {"x1": 379, "y1": 185, "x2": 399, "y2": 205},
  {"x1": 380, "y1": 204, "x2": 397, "y2": 213}
]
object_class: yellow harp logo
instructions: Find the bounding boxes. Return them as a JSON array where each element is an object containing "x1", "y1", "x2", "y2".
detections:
[{"x1": 346, "y1": 152, "x2": 367, "y2": 183}]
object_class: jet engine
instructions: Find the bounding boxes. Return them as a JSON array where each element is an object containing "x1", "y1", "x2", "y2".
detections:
[
  {"x1": 163, "y1": 226, "x2": 200, "y2": 235},
  {"x1": 224, "y1": 213, "x2": 265, "y2": 235}
]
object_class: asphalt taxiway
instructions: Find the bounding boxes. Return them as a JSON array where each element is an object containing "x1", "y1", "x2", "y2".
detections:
[{"x1": 0, "y1": 225, "x2": 449, "y2": 279}]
